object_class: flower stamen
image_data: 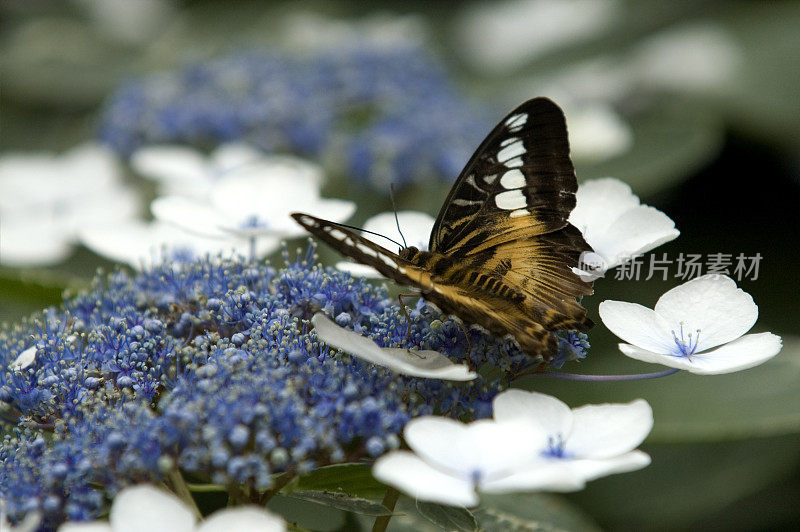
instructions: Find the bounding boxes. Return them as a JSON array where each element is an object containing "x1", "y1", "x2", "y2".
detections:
[{"x1": 671, "y1": 322, "x2": 701, "y2": 357}]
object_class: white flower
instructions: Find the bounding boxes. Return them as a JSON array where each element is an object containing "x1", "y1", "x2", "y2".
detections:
[
  {"x1": 493, "y1": 390, "x2": 653, "y2": 481},
  {"x1": 569, "y1": 178, "x2": 679, "y2": 279},
  {"x1": 335, "y1": 210, "x2": 435, "y2": 278},
  {"x1": 599, "y1": 275, "x2": 782, "y2": 374},
  {"x1": 131, "y1": 143, "x2": 275, "y2": 198},
  {"x1": 58, "y1": 485, "x2": 285, "y2": 532},
  {"x1": 151, "y1": 155, "x2": 353, "y2": 240},
  {"x1": 0, "y1": 143, "x2": 140, "y2": 266},
  {"x1": 455, "y1": 0, "x2": 620, "y2": 74},
  {"x1": 1, "y1": 504, "x2": 39, "y2": 532},
  {"x1": 631, "y1": 23, "x2": 740, "y2": 93},
  {"x1": 565, "y1": 104, "x2": 633, "y2": 162},
  {"x1": 10, "y1": 346, "x2": 37, "y2": 370},
  {"x1": 312, "y1": 313, "x2": 475, "y2": 381},
  {"x1": 280, "y1": 11, "x2": 428, "y2": 53},
  {"x1": 372, "y1": 416, "x2": 582, "y2": 507},
  {"x1": 79, "y1": 220, "x2": 277, "y2": 269}
]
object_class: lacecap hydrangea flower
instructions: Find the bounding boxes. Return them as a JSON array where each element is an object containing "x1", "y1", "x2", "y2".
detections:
[
  {"x1": 97, "y1": 47, "x2": 488, "y2": 190},
  {"x1": 0, "y1": 143, "x2": 140, "y2": 267},
  {"x1": 0, "y1": 243, "x2": 588, "y2": 529}
]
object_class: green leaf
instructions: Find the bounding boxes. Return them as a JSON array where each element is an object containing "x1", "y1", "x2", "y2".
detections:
[
  {"x1": 292, "y1": 463, "x2": 387, "y2": 499},
  {"x1": 526, "y1": 335, "x2": 800, "y2": 443},
  {"x1": 566, "y1": 434, "x2": 800, "y2": 529},
  {"x1": 286, "y1": 490, "x2": 392, "y2": 517},
  {"x1": 575, "y1": 98, "x2": 723, "y2": 197},
  {"x1": 415, "y1": 500, "x2": 478, "y2": 531},
  {"x1": 474, "y1": 493, "x2": 600, "y2": 532}
]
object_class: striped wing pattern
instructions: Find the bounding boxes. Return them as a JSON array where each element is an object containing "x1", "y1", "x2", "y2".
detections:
[{"x1": 293, "y1": 97, "x2": 593, "y2": 359}]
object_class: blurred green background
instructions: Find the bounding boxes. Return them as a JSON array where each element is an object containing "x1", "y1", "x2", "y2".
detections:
[{"x1": 2, "y1": 1, "x2": 799, "y2": 530}]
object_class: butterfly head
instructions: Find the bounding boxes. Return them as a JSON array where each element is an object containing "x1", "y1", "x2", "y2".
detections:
[{"x1": 398, "y1": 246, "x2": 421, "y2": 262}]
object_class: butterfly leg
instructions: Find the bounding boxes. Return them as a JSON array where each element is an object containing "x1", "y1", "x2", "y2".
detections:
[
  {"x1": 455, "y1": 319, "x2": 473, "y2": 361},
  {"x1": 397, "y1": 293, "x2": 419, "y2": 348}
]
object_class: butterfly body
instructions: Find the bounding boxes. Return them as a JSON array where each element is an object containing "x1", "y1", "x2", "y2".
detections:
[{"x1": 293, "y1": 97, "x2": 594, "y2": 359}]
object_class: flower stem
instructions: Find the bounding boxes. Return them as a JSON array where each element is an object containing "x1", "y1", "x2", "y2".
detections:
[
  {"x1": 531, "y1": 368, "x2": 681, "y2": 381},
  {"x1": 372, "y1": 487, "x2": 400, "y2": 532},
  {"x1": 258, "y1": 471, "x2": 296, "y2": 505},
  {"x1": 167, "y1": 468, "x2": 203, "y2": 520}
]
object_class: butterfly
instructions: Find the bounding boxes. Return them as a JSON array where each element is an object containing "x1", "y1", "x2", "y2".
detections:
[{"x1": 292, "y1": 97, "x2": 593, "y2": 359}]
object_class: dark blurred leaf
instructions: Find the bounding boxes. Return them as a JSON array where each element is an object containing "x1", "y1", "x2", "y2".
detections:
[
  {"x1": 525, "y1": 336, "x2": 800, "y2": 443},
  {"x1": 287, "y1": 490, "x2": 392, "y2": 516},
  {"x1": 474, "y1": 493, "x2": 600, "y2": 532},
  {"x1": 576, "y1": 98, "x2": 724, "y2": 197},
  {"x1": 718, "y1": 3, "x2": 800, "y2": 149},
  {"x1": 416, "y1": 500, "x2": 478, "y2": 531},
  {"x1": 267, "y1": 494, "x2": 346, "y2": 532},
  {"x1": 0, "y1": 268, "x2": 67, "y2": 323},
  {"x1": 566, "y1": 435, "x2": 800, "y2": 530},
  {"x1": 293, "y1": 463, "x2": 387, "y2": 499}
]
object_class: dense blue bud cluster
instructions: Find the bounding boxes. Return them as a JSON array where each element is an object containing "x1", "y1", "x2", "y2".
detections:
[
  {"x1": 0, "y1": 243, "x2": 588, "y2": 528},
  {"x1": 97, "y1": 47, "x2": 488, "y2": 190}
]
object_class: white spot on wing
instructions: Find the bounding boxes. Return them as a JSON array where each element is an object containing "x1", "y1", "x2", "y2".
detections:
[
  {"x1": 500, "y1": 137, "x2": 518, "y2": 147},
  {"x1": 357, "y1": 243, "x2": 378, "y2": 257},
  {"x1": 379, "y1": 254, "x2": 397, "y2": 268},
  {"x1": 497, "y1": 140, "x2": 525, "y2": 163},
  {"x1": 329, "y1": 228, "x2": 347, "y2": 240},
  {"x1": 510, "y1": 208, "x2": 529, "y2": 217},
  {"x1": 495, "y1": 190, "x2": 528, "y2": 210},
  {"x1": 453, "y1": 198, "x2": 482, "y2": 206},
  {"x1": 483, "y1": 173, "x2": 498, "y2": 184},
  {"x1": 505, "y1": 157, "x2": 523, "y2": 168},
  {"x1": 500, "y1": 169, "x2": 526, "y2": 189},
  {"x1": 505, "y1": 113, "x2": 528, "y2": 132}
]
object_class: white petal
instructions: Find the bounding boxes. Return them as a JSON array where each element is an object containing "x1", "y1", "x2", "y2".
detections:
[
  {"x1": 617, "y1": 343, "x2": 689, "y2": 368},
  {"x1": 372, "y1": 451, "x2": 478, "y2": 507},
  {"x1": 566, "y1": 400, "x2": 653, "y2": 458},
  {"x1": 565, "y1": 450, "x2": 651, "y2": 481},
  {"x1": 654, "y1": 275, "x2": 758, "y2": 351},
  {"x1": 151, "y1": 196, "x2": 230, "y2": 238},
  {"x1": 209, "y1": 143, "x2": 267, "y2": 176},
  {"x1": 109, "y1": 485, "x2": 195, "y2": 532},
  {"x1": 598, "y1": 301, "x2": 676, "y2": 354},
  {"x1": 671, "y1": 333, "x2": 782, "y2": 375},
  {"x1": 80, "y1": 220, "x2": 232, "y2": 269},
  {"x1": 0, "y1": 215, "x2": 72, "y2": 267},
  {"x1": 197, "y1": 507, "x2": 286, "y2": 532},
  {"x1": 6, "y1": 511, "x2": 41, "y2": 532},
  {"x1": 10, "y1": 346, "x2": 36, "y2": 370},
  {"x1": 480, "y1": 461, "x2": 585, "y2": 493},
  {"x1": 311, "y1": 313, "x2": 475, "y2": 381},
  {"x1": 131, "y1": 145, "x2": 209, "y2": 186},
  {"x1": 567, "y1": 105, "x2": 633, "y2": 162},
  {"x1": 569, "y1": 178, "x2": 640, "y2": 238},
  {"x1": 292, "y1": 198, "x2": 356, "y2": 233},
  {"x1": 404, "y1": 417, "x2": 547, "y2": 478},
  {"x1": 595, "y1": 205, "x2": 679, "y2": 269},
  {"x1": 363, "y1": 211, "x2": 436, "y2": 250},
  {"x1": 492, "y1": 390, "x2": 573, "y2": 437}
]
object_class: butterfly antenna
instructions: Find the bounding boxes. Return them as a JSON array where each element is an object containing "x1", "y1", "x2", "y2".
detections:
[
  {"x1": 390, "y1": 183, "x2": 408, "y2": 249},
  {"x1": 323, "y1": 220, "x2": 405, "y2": 249}
]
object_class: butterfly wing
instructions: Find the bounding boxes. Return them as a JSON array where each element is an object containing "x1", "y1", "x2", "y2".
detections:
[
  {"x1": 291, "y1": 213, "x2": 432, "y2": 289},
  {"x1": 430, "y1": 97, "x2": 579, "y2": 253},
  {"x1": 427, "y1": 98, "x2": 593, "y2": 347}
]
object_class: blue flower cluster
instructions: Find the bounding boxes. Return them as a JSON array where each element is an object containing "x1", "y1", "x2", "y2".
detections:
[
  {"x1": 97, "y1": 47, "x2": 488, "y2": 190},
  {"x1": 0, "y1": 243, "x2": 588, "y2": 528}
]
